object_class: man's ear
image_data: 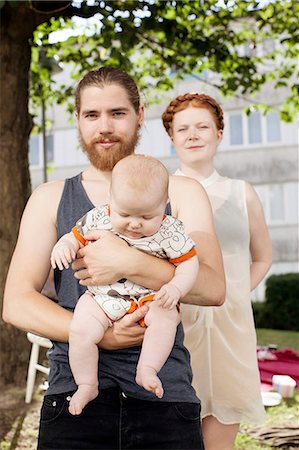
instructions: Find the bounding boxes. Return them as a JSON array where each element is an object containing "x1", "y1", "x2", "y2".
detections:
[
  {"x1": 138, "y1": 104, "x2": 145, "y2": 126},
  {"x1": 75, "y1": 111, "x2": 79, "y2": 128}
]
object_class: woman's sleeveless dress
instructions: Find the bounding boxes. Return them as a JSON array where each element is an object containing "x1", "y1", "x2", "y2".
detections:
[{"x1": 176, "y1": 169, "x2": 266, "y2": 424}]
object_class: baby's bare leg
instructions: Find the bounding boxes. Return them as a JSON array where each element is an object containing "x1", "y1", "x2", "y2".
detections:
[
  {"x1": 69, "y1": 292, "x2": 110, "y2": 415},
  {"x1": 136, "y1": 301, "x2": 179, "y2": 398}
]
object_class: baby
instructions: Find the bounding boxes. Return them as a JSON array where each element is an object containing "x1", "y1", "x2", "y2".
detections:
[{"x1": 51, "y1": 154, "x2": 199, "y2": 415}]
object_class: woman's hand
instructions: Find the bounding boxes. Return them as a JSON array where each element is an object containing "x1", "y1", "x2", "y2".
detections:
[
  {"x1": 72, "y1": 230, "x2": 132, "y2": 286},
  {"x1": 100, "y1": 305, "x2": 148, "y2": 350}
]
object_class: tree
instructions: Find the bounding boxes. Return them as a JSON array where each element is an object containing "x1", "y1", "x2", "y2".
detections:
[{"x1": 0, "y1": 0, "x2": 298, "y2": 387}]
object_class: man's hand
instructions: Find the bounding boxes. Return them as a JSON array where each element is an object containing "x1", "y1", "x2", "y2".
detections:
[
  {"x1": 100, "y1": 305, "x2": 148, "y2": 350},
  {"x1": 154, "y1": 283, "x2": 181, "y2": 309},
  {"x1": 72, "y1": 230, "x2": 131, "y2": 286}
]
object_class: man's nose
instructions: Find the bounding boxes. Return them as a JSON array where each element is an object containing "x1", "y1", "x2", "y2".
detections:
[{"x1": 98, "y1": 115, "x2": 113, "y2": 134}]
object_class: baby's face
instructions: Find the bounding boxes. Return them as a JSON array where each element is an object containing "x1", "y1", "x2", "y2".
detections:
[{"x1": 109, "y1": 193, "x2": 166, "y2": 239}]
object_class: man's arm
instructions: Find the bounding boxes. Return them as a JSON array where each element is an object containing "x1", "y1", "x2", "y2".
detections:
[
  {"x1": 72, "y1": 229, "x2": 175, "y2": 290},
  {"x1": 169, "y1": 175, "x2": 226, "y2": 306},
  {"x1": 74, "y1": 176, "x2": 225, "y2": 307},
  {"x1": 2, "y1": 182, "x2": 73, "y2": 341},
  {"x1": 3, "y1": 182, "x2": 147, "y2": 348}
]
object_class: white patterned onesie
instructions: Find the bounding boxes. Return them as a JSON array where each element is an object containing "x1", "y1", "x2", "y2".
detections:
[{"x1": 72, "y1": 204, "x2": 196, "y2": 323}]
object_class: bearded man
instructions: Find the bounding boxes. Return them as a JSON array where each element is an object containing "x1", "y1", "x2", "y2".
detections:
[{"x1": 3, "y1": 67, "x2": 225, "y2": 450}]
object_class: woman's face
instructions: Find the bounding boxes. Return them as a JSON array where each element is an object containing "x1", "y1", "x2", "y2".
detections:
[{"x1": 171, "y1": 106, "x2": 223, "y2": 168}]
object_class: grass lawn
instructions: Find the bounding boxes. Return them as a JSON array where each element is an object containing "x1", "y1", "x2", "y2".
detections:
[
  {"x1": 256, "y1": 328, "x2": 299, "y2": 353},
  {"x1": 234, "y1": 328, "x2": 299, "y2": 449}
]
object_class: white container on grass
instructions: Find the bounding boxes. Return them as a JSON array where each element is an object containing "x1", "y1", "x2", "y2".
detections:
[{"x1": 272, "y1": 375, "x2": 296, "y2": 398}]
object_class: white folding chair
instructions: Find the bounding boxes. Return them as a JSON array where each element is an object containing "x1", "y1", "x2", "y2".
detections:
[{"x1": 25, "y1": 332, "x2": 52, "y2": 403}]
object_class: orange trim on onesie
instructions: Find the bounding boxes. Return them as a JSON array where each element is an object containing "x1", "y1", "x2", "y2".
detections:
[
  {"x1": 72, "y1": 226, "x2": 89, "y2": 247},
  {"x1": 169, "y1": 247, "x2": 197, "y2": 264},
  {"x1": 138, "y1": 294, "x2": 155, "y2": 307},
  {"x1": 127, "y1": 294, "x2": 155, "y2": 328},
  {"x1": 127, "y1": 301, "x2": 137, "y2": 314}
]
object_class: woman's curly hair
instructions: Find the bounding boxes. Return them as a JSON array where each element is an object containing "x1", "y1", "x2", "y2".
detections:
[{"x1": 162, "y1": 93, "x2": 224, "y2": 136}]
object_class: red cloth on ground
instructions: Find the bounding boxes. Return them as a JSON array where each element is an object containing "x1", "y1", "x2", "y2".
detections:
[{"x1": 258, "y1": 348, "x2": 299, "y2": 386}]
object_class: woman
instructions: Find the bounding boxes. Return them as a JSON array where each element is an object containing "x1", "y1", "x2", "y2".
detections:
[{"x1": 162, "y1": 93, "x2": 272, "y2": 450}]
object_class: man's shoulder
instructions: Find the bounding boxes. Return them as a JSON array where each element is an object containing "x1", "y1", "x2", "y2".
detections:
[
  {"x1": 169, "y1": 174, "x2": 203, "y2": 190},
  {"x1": 32, "y1": 179, "x2": 65, "y2": 197},
  {"x1": 168, "y1": 174, "x2": 206, "y2": 203},
  {"x1": 28, "y1": 180, "x2": 66, "y2": 214}
]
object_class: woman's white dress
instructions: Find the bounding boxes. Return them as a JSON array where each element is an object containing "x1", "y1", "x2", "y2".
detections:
[{"x1": 176, "y1": 169, "x2": 266, "y2": 424}]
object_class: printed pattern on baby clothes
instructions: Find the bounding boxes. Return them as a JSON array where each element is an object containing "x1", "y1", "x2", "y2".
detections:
[{"x1": 73, "y1": 204, "x2": 196, "y2": 322}]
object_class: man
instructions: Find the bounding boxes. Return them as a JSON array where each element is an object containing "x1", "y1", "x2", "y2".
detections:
[{"x1": 3, "y1": 67, "x2": 225, "y2": 449}]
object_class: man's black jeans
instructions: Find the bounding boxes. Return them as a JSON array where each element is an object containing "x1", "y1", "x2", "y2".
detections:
[{"x1": 38, "y1": 388, "x2": 204, "y2": 449}]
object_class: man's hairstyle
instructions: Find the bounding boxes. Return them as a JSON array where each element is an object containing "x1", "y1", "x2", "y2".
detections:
[
  {"x1": 111, "y1": 154, "x2": 169, "y2": 202},
  {"x1": 75, "y1": 67, "x2": 140, "y2": 113},
  {"x1": 162, "y1": 93, "x2": 224, "y2": 136}
]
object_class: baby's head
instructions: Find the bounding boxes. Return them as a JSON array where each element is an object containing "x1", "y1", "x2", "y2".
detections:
[{"x1": 109, "y1": 154, "x2": 169, "y2": 239}]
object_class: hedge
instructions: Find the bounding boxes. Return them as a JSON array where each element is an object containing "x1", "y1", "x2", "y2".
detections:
[{"x1": 252, "y1": 273, "x2": 299, "y2": 331}]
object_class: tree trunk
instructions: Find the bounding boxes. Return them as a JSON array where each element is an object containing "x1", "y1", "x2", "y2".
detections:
[{"x1": 0, "y1": 3, "x2": 36, "y2": 388}]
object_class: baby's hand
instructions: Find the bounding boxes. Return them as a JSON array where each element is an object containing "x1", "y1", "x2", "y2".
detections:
[
  {"x1": 50, "y1": 242, "x2": 77, "y2": 270},
  {"x1": 154, "y1": 283, "x2": 181, "y2": 310}
]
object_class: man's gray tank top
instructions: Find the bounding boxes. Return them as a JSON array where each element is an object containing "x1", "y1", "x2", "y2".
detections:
[{"x1": 47, "y1": 173, "x2": 199, "y2": 403}]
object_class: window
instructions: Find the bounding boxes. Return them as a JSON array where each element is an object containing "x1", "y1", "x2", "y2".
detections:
[
  {"x1": 266, "y1": 112, "x2": 281, "y2": 142},
  {"x1": 248, "y1": 111, "x2": 262, "y2": 144},
  {"x1": 228, "y1": 110, "x2": 282, "y2": 147},
  {"x1": 254, "y1": 183, "x2": 298, "y2": 225},
  {"x1": 29, "y1": 135, "x2": 39, "y2": 165},
  {"x1": 29, "y1": 133, "x2": 54, "y2": 167},
  {"x1": 229, "y1": 114, "x2": 243, "y2": 145}
]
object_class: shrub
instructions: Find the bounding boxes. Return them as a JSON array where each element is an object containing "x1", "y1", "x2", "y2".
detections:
[
  {"x1": 252, "y1": 301, "x2": 266, "y2": 329},
  {"x1": 255, "y1": 273, "x2": 299, "y2": 331}
]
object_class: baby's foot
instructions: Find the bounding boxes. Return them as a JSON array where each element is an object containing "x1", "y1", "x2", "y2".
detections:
[
  {"x1": 136, "y1": 366, "x2": 164, "y2": 399},
  {"x1": 68, "y1": 384, "x2": 98, "y2": 415}
]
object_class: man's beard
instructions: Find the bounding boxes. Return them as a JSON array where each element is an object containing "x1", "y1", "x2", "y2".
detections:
[{"x1": 79, "y1": 127, "x2": 140, "y2": 171}]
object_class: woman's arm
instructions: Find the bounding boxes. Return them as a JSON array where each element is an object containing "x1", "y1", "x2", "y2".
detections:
[{"x1": 246, "y1": 183, "x2": 272, "y2": 290}]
